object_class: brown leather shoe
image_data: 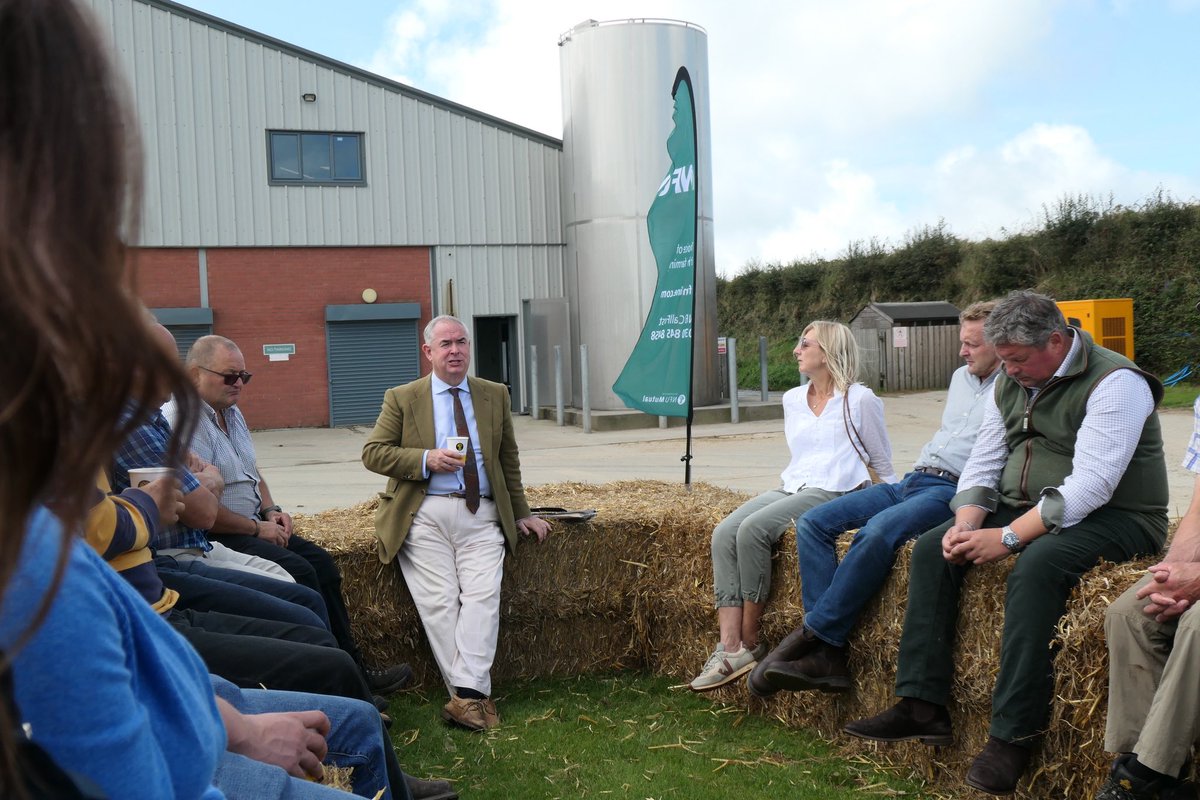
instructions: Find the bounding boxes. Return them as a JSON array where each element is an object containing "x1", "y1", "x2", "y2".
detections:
[
  {"x1": 763, "y1": 642, "x2": 849, "y2": 692},
  {"x1": 747, "y1": 626, "x2": 817, "y2": 697},
  {"x1": 481, "y1": 698, "x2": 500, "y2": 728},
  {"x1": 842, "y1": 699, "x2": 953, "y2": 746},
  {"x1": 441, "y1": 694, "x2": 496, "y2": 731},
  {"x1": 965, "y1": 736, "x2": 1031, "y2": 795}
]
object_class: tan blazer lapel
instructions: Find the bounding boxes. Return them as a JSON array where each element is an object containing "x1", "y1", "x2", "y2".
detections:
[{"x1": 407, "y1": 378, "x2": 437, "y2": 449}]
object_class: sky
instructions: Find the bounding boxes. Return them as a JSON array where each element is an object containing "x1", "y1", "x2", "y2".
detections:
[{"x1": 181, "y1": 0, "x2": 1200, "y2": 277}]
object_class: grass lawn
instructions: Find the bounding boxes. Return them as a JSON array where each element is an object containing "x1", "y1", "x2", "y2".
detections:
[
  {"x1": 388, "y1": 673, "x2": 933, "y2": 799},
  {"x1": 1161, "y1": 381, "x2": 1199, "y2": 409}
]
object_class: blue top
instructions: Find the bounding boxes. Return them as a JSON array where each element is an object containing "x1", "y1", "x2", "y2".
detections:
[{"x1": 0, "y1": 508, "x2": 225, "y2": 799}]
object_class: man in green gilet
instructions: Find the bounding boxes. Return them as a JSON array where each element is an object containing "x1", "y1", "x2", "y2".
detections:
[{"x1": 844, "y1": 290, "x2": 1169, "y2": 796}]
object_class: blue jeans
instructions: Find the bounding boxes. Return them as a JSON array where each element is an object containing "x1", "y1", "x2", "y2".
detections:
[
  {"x1": 157, "y1": 557, "x2": 331, "y2": 631},
  {"x1": 795, "y1": 471, "x2": 956, "y2": 647},
  {"x1": 210, "y1": 676, "x2": 410, "y2": 800}
]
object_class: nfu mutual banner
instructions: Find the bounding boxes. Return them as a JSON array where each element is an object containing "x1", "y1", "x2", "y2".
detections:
[{"x1": 612, "y1": 67, "x2": 698, "y2": 418}]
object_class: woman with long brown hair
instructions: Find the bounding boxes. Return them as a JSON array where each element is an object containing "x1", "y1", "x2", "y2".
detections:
[{"x1": 0, "y1": 0, "x2": 207, "y2": 795}]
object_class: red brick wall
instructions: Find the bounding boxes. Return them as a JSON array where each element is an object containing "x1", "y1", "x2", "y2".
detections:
[
  {"x1": 134, "y1": 246, "x2": 432, "y2": 429},
  {"x1": 133, "y1": 248, "x2": 201, "y2": 307}
]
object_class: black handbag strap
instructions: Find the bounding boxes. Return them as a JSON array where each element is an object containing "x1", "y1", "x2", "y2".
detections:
[{"x1": 1, "y1": 655, "x2": 107, "y2": 799}]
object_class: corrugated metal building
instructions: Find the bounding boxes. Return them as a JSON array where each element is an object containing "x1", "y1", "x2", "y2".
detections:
[{"x1": 87, "y1": 0, "x2": 565, "y2": 427}]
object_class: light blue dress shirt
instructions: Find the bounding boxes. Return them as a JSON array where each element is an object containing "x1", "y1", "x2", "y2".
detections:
[{"x1": 425, "y1": 375, "x2": 493, "y2": 497}]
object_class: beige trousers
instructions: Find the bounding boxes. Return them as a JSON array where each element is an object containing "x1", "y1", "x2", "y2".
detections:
[
  {"x1": 1104, "y1": 574, "x2": 1200, "y2": 776},
  {"x1": 159, "y1": 540, "x2": 295, "y2": 582},
  {"x1": 397, "y1": 495, "x2": 505, "y2": 697}
]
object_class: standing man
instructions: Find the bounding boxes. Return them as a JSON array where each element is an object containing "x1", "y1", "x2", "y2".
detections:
[
  {"x1": 844, "y1": 290, "x2": 1169, "y2": 796},
  {"x1": 362, "y1": 315, "x2": 551, "y2": 732},
  {"x1": 750, "y1": 300, "x2": 1000, "y2": 696},
  {"x1": 167, "y1": 335, "x2": 413, "y2": 699},
  {"x1": 1093, "y1": 391, "x2": 1200, "y2": 800}
]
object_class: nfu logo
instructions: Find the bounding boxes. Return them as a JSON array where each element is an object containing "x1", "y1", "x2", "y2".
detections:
[{"x1": 657, "y1": 164, "x2": 695, "y2": 196}]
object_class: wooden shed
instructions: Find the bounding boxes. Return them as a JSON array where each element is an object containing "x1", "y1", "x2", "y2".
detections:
[{"x1": 849, "y1": 301, "x2": 961, "y2": 393}]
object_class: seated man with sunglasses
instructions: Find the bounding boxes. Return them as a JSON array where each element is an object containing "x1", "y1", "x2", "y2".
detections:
[{"x1": 165, "y1": 336, "x2": 414, "y2": 702}]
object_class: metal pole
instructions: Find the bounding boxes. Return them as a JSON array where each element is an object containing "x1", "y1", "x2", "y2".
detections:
[
  {"x1": 759, "y1": 336, "x2": 769, "y2": 401},
  {"x1": 529, "y1": 345, "x2": 539, "y2": 421},
  {"x1": 727, "y1": 337, "x2": 739, "y2": 423},
  {"x1": 580, "y1": 344, "x2": 592, "y2": 434},
  {"x1": 554, "y1": 345, "x2": 565, "y2": 427}
]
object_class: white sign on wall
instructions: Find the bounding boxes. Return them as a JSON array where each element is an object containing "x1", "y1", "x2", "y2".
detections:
[{"x1": 893, "y1": 327, "x2": 909, "y2": 348}]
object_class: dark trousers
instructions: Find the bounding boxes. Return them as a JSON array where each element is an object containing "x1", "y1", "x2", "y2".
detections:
[
  {"x1": 894, "y1": 505, "x2": 1165, "y2": 743},
  {"x1": 156, "y1": 557, "x2": 331, "y2": 630},
  {"x1": 168, "y1": 608, "x2": 374, "y2": 704},
  {"x1": 210, "y1": 532, "x2": 365, "y2": 671}
]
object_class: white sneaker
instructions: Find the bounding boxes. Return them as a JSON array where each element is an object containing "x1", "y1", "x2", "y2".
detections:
[{"x1": 689, "y1": 642, "x2": 765, "y2": 692}]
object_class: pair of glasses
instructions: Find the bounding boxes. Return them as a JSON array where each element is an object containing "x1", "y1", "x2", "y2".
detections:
[
  {"x1": 799, "y1": 338, "x2": 821, "y2": 350},
  {"x1": 198, "y1": 365, "x2": 253, "y2": 385}
]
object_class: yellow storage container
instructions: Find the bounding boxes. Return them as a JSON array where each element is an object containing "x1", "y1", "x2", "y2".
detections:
[{"x1": 1055, "y1": 298, "x2": 1134, "y2": 360}]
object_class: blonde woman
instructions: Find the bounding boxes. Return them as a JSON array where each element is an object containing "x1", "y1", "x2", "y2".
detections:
[{"x1": 690, "y1": 321, "x2": 898, "y2": 691}]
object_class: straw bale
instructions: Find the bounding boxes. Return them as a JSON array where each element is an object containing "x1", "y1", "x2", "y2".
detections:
[{"x1": 297, "y1": 482, "x2": 1182, "y2": 798}]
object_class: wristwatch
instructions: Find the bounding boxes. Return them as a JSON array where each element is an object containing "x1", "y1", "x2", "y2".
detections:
[
  {"x1": 1001, "y1": 525, "x2": 1025, "y2": 554},
  {"x1": 258, "y1": 504, "x2": 282, "y2": 520}
]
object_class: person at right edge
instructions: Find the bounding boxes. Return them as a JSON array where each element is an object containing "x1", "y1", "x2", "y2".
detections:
[
  {"x1": 843, "y1": 290, "x2": 1169, "y2": 797},
  {"x1": 1092, "y1": 327, "x2": 1200, "y2": 800}
]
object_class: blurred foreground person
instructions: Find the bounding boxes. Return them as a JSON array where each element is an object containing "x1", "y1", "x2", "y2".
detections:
[{"x1": 0, "y1": 1, "x2": 411, "y2": 797}]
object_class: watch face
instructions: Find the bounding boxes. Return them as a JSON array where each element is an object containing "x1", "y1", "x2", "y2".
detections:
[{"x1": 1002, "y1": 530, "x2": 1021, "y2": 552}]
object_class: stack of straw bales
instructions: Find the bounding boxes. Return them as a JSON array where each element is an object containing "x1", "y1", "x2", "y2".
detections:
[{"x1": 297, "y1": 480, "x2": 1172, "y2": 798}]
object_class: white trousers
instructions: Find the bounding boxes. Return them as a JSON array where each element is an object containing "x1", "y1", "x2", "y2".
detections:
[
  {"x1": 397, "y1": 495, "x2": 505, "y2": 697},
  {"x1": 158, "y1": 540, "x2": 296, "y2": 583}
]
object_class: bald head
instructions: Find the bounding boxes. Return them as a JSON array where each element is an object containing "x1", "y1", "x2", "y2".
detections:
[
  {"x1": 186, "y1": 335, "x2": 240, "y2": 368},
  {"x1": 187, "y1": 335, "x2": 247, "y2": 410}
]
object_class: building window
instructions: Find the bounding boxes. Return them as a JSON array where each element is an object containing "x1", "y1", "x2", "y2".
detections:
[{"x1": 268, "y1": 131, "x2": 365, "y2": 185}]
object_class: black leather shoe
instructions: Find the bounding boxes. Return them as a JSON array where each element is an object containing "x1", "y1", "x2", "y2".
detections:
[
  {"x1": 842, "y1": 699, "x2": 953, "y2": 746},
  {"x1": 1095, "y1": 754, "x2": 1180, "y2": 800},
  {"x1": 404, "y1": 773, "x2": 459, "y2": 800},
  {"x1": 747, "y1": 626, "x2": 817, "y2": 697},
  {"x1": 763, "y1": 642, "x2": 849, "y2": 693},
  {"x1": 365, "y1": 662, "x2": 413, "y2": 695},
  {"x1": 965, "y1": 736, "x2": 1032, "y2": 796}
]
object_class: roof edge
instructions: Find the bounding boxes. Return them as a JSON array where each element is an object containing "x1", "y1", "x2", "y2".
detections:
[{"x1": 141, "y1": 0, "x2": 563, "y2": 150}]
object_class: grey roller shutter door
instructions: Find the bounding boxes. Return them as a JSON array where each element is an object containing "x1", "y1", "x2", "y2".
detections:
[
  {"x1": 327, "y1": 319, "x2": 420, "y2": 427},
  {"x1": 167, "y1": 324, "x2": 213, "y2": 361}
]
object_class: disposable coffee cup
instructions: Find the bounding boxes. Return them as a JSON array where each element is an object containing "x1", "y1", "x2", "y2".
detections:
[
  {"x1": 128, "y1": 467, "x2": 173, "y2": 488},
  {"x1": 445, "y1": 437, "x2": 470, "y2": 463}
]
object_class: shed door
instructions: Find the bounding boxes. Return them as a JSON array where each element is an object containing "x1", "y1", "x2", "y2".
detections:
[
  {"x1": 327, "y1": 319, "x2": 420, "y2": 427},
  {"x1": 166, "y1": 324, "x2": 213, "y2": 361}
]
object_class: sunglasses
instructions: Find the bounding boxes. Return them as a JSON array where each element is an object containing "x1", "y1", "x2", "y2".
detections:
[
  {"x1": 798, "y1": 338, "x2": 822, "y2": 350},
  {"x1": 198, "y1": 365, "x2": 253, "y2": 385}
]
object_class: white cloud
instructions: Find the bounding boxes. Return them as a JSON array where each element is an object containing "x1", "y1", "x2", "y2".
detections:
[{"x1": 360, "y1": 0, "x2": 1197, "y2": 276}]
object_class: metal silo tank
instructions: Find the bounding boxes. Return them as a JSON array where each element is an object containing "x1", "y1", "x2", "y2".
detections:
[{"x1": 559, "y1": 18, "x2": 720, "y2": 412}]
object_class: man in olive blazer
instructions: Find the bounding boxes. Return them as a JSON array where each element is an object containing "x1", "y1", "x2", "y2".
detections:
[{"x1": 362, "y1": 315, "x2": 549, "y2": 732}]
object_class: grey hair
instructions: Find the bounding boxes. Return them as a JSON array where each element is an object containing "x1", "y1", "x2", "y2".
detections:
[
  {"x1": 186, "y1": 334, "x2": 240, "y2": 366},
  {"x1": 983, "y1": 290, "x2": 1067, "y2": 347},
  {"x1": 423, "y1": 314, "x2": 468, "y2": 345}
]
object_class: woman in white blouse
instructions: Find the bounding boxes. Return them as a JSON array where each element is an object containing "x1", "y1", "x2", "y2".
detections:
[{"x1": 689, "y1": 320, "x2": 897, "y2": 692}]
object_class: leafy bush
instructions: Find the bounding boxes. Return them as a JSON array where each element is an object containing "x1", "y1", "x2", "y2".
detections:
[{"x1": 718, "y1": 191, "x2": 1200, "y2": 382}]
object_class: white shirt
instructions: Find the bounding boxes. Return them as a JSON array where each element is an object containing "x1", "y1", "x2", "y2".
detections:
[{"x1": 778, "y1": 382, "x2": 898, "y2": 492}]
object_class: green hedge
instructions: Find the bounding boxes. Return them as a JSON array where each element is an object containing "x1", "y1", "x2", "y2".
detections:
[{"x1": 720, "y1": 193, "x2": 1200, "y2": 388}]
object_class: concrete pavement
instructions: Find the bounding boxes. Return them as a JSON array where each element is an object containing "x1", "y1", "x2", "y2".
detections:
[{"x1": 254, "y1": 391, "x2": 1199, "y2": 518}]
